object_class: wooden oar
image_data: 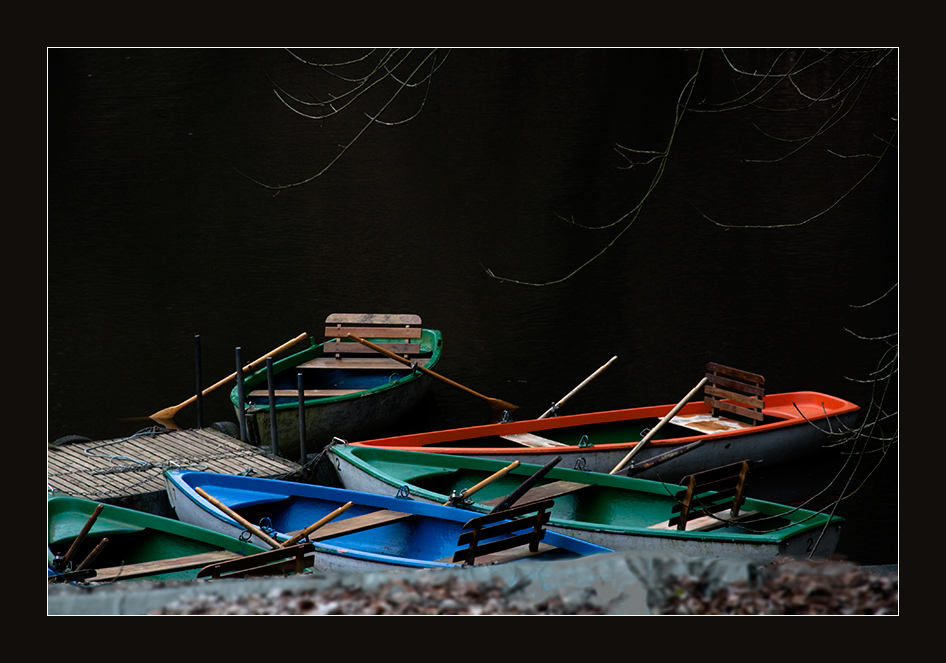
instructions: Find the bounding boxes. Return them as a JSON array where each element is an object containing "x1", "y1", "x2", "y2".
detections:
[
  {"x1": 444, "y1": 460, "x2": 521, "y2": 506},
  {"x1": 609, "y1": 377, "x2": 708, "y2": 475},
  {"x1": 150, "y1": 332, "x2": 309, "y2": 422},
  {"x1": 487, "y1": 456, "x2": 562, "y2": 514},
  {"x1": 615, "y1": 439, "x2": 705, "y2": 476},
  {"x1": 539, "y1": 356, "x2": 618, "y2": 419},
  {"x1": 195, "y1": 486, "x2": 282, "y2": 549},
  {"x1": 281, "y1": 501, "x2": 354, "y2": 548},
  {"x1": 58, "y1": 503, "x2": 104, "y2": 571},
  {"x1": 347, "y1": 334, "x2": 518, "y2": 412},
  {"x1": 75, "y1": 537, "x2": 109, "y2": 572}
]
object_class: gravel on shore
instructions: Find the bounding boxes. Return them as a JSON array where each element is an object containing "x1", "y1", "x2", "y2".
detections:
[{"x1": 145, "y1": 559, "x2": 897, "y2": 616}]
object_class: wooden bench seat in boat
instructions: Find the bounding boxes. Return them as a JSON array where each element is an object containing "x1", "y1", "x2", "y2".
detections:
[
  {"x1": 89, "y1": 550, "x2": 244, "y2": 582},
  {"x1": 443, "y1": 499, "x2": 558, "y2": 566},
  {"x1": 248, "y1": 388, "x2": 364, "y2": 398},
  {"x1": 481, "y1": 480, "x2": 590, "y2": 507},
  {"x1": 671, "y1": 363, "x2": 766, "y2": 433},
  {"x1": 286, "y1": 509, "x2": 415, "y2": 542},
  {"x1": 500, "y1": 432, "x2": 569, "y2": 448},
  {"x1": 648, "y1": 460, "x2": 756, "y2": 532},
  {"x1": 301, "y1": 313, "x2": 429, "y2": 371}
]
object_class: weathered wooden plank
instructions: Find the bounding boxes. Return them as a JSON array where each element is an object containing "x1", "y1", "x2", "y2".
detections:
[
  {"x1": 248, "y1": 389, "x2": 363, "y2": 398},
  {"x1": 705, "y1": 363, "x2": 765, "y2": 386},
  {"x1": 482, "y1": 481, "x2": 590, "y2": 508},
  {"x1": 286, "y1": 510, "x2": 414, "y2": 542},
  {"x1": 324, "y1": 341, "x2": 422, "y2": 356},
  {"x1": 500, "y1": 433, "x2": 568, "y2": 448},
  {"x1": 91, "y1": 550, "x2": 242, "y2": 582},
  {"x1": 324, "y1": 326, "x2": 422, "y2": 339},
  {"x1": 325, "y1": 313, "x2": 422, "y2": 326},
  {"x1": 299, "y1": 357, "x2": 429, "y2": 370}
]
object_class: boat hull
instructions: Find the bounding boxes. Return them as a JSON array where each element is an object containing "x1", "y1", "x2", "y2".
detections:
[
  {"x1": 349, "y1": 391, "x2": 861, "y2": 483},
  {"x1": 47, "y1": 494, "x2": 266, "y2": 582},
  {"x1": 164, "y1": 469, "x2": 611, "y2": 573},
  {"x1": 325, "y1": 445, "x2": 844, "y2": 565},
  {"x1": 231, "y1": 329, "x2": 442, "y2": 460}
]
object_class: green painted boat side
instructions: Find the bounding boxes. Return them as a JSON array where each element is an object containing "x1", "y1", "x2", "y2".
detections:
[
  {"x1": 326, "y1": 444, "x2": 845, "y2": 564},
  {"x1": 230, "y1": 328, "x2": 443, "y2": 459},
  {"x1": 47, "y1": 494, "x2": 266, "y2": 581}
]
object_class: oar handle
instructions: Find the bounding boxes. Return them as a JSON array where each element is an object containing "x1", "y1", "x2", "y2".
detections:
[
  {"x1": 539, "y1": 356, "x2": 618, "y2": 419},
  {"x1": 444, "y1": 461, "x2": 521, "y2": 505},
  {"x1": 59, "y1": 503, "x2": 104, "y2": 570},
  {"x1": 488, "y1": 456, "x2": 562, "y2": 514},
  {"x1": 281, "y1": 501, "x2": 354, "y2": 547},
  {"x1": 195, "y1": 486, "x2": 282, "y2": 549},
  {"x1": 609, "y1": 377, "x2": 708, "y2": 475}
]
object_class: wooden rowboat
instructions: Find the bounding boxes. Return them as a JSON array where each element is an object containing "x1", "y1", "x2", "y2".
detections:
[
  {"x1": 164, "y1": 469, "x2": 612, "y2": 573},
  {"x1": 325, "y1": 445, "x2": 845, "y2": 564},
  {"x1": 231, "y1": 314, "x2": 443, "y2": 460},
  {"x1": 348, "y1": 364, "x2": 861, "y2": 482},
  {"x1": 47, "y1": 493, "x2": 267, "y2": 583}
]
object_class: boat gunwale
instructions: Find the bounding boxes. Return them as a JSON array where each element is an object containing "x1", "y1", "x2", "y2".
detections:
[
  {"x1": 229, "y1": 328, "x2": 443, "y2": 412},
  {"x1": 328, "y1": 445, "x2": 844, "y2": 544},
  {"x1": 347, "y1": 391, "x2": 860, "y2": 456}
]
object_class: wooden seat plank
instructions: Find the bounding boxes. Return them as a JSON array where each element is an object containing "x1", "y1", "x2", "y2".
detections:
[
  {"x1": 299, "y1": 357, "x2": 430, "y2": 371},
  {"x1": 91, "y1": 550, "x2": 242, "y2": 582},
  {"x1": 482, "y1": 480, "x2": 590, "y2": 508},
  {"x1": 287, "y1": 509, "x2": 414, "y2": 542},
  {"x1": 648, "y1": 509, "x2": 761, "y2": 532},
  {"x1": 248, "y1": 389, "x2": 363, "y2": 398},
  {"x1": 500, "y1": 433, "x2": 568, "y2": 448}
]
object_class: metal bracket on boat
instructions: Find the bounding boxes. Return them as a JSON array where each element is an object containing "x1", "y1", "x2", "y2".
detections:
[
  {"x1": 388, "y1": 373, "x2": 403, "y2": 383},
  {"x1": 396, "y1": 485, "x2": 413, "y2": 500},
  {"x1": 500, "y1": 410, "x2": 513, "y2": 423},
  {"x1": 331, "y1": 437, "x2": 349, "y2": 446},
  {"x1": 574, "y1": 457, "x2": 587, "y2": 471},
  {"x1": 578, "y1": 435, "x2": 593, "y2": 448}
]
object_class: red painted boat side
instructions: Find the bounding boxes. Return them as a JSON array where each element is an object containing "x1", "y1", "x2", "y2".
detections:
[{"x1": 349, "y1": 391, "x2": 860, "y2": 460}]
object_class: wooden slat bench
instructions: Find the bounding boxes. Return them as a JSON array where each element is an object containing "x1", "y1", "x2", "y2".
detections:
[
  {"x1": 299, "y1": 313, "x2": 428, "y2": 371},
  {"x1": 197, "y1": 543, "x2": 315, "y2": 579},
  {"x1": 445, "y1": 499, "x2": 557, "y2": 566},
  {"x1": 671, "y1": 363, "x2": 766, "y2": 433},
  {"x1": 649, "y1": 460, "x2": 756, "y2": 532}
]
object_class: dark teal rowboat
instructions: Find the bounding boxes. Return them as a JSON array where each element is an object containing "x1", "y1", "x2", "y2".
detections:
[
  {"x1": 231, "y1": 314, "x2": 443, "y2": 460},
  {"x1": 326, "y1": 444, "x2": 845, "y2": 565}
]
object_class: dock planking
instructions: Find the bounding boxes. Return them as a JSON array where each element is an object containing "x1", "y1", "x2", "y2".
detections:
[{"x1": 47, "y1": 427, "x2": 302, "y2": 517}]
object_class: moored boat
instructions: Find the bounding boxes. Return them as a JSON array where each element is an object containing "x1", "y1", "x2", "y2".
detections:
[
  {"x1": 348, "y1": 364, "x2": 861, "y2": 482},
  {"x1": 325, "y1": 443, "x2": 845, "y2": 565},
  {"x1": 47, "y1": 493, "x2": 267, "y2": 583},
  {"x1": 232, "y1": 314, "x2": 442, "y2": 460},
  {"x1": 164, "y1": 469, "x2": 613, "y2": 573}
]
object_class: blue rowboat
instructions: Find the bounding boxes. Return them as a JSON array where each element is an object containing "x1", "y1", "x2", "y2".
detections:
[{"x1": 164, "y1": 469, "x2": 612, "y2": 573}]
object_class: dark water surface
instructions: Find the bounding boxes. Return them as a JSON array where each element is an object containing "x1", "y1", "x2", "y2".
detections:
[{"x1": 47, "y1": 48, "x2": 898, "y2": 565}]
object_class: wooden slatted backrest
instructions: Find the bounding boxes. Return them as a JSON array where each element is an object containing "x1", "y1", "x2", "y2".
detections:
[
  {"x1": 452, "y1": 499, "x2": 554, "y2": 566},
  {"x1": 669, "y1": 460, "x2": 752, "y2": 530},
  {"x1": 323, "y1": 313, "x2": 423, "y2": 360},
  {"x1": 704, "y1": 363, "x2": 766, "y2": 425}
]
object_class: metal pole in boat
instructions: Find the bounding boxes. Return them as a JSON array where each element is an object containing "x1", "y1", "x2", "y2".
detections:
[
  {"x1": 236, "y1": 347, "x2": 247, "y2": 443},
  {"x1": 267, "y1": 357, "x2": 279, "y2": 456},
  {"x1": 194, "y1": 335, "x2": 203, "y2": 429},
  {"x1": 297, "y1": 372, "x2": 307, "y2": 463}
]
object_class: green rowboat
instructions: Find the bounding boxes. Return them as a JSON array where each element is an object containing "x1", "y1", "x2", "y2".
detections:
[
  {"x1": 232, "y1": 314, "x2": 443, "y2": 460},
  {"x1": 325, "y1": 444, "x2": 844, "y2": 565},
  {"x1": 47, "y1": 493, "x2": 266, "y2": 583}
]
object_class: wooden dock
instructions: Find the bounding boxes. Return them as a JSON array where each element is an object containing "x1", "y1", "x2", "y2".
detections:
[{"x1": 47, "y1": 427, "x2": 304, "y2": 518}]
